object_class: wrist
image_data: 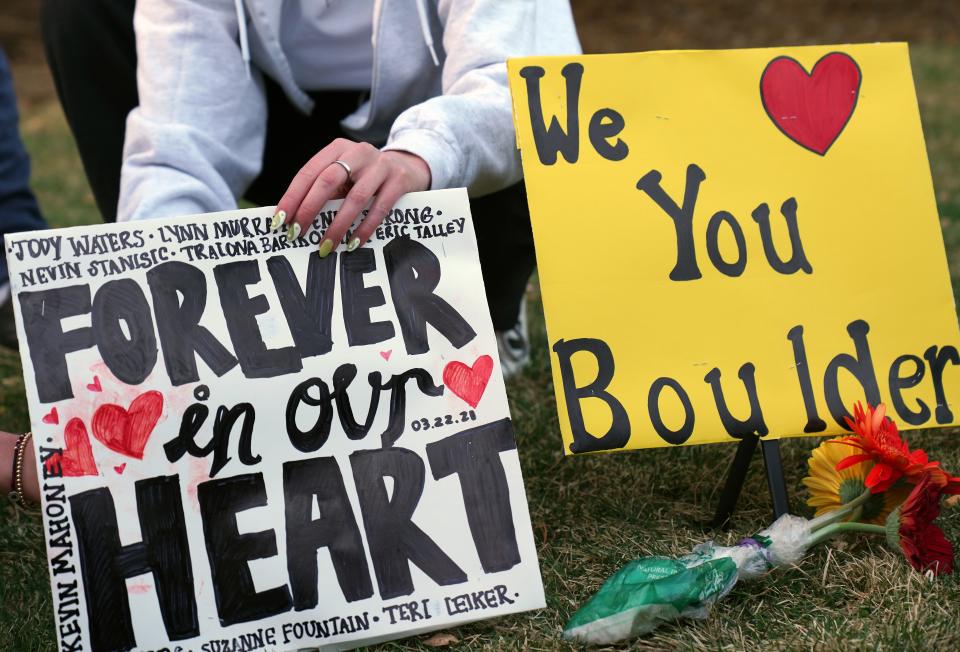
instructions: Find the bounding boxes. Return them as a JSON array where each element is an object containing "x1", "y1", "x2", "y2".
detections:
[
  {"x1": 0, "y1": 433, "x2": 15, "y2": 491},
  {"x1": 21, "y1": 439, "x2": 37, "y2": 504},
  {"x1": 382, "y1": 150, "x2": 432, "y2": 191},
  {"x1": 4, "y1": 431, "x2": 38, "y2": 507}
]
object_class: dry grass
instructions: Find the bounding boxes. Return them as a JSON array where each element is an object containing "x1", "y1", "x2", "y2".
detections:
[{"x1": 1, "y1": 11, "x2": 959, "y2": 652}]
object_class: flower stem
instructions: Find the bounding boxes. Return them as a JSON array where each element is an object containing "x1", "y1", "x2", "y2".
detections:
[
  {"x1": 809, "y1": 521, "x2": 886, "y2": 547},
  {"x1": 808, "y1": 489, "x2": 874, "y2": 532}
]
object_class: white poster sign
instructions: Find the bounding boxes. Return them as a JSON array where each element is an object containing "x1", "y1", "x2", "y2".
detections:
[{"x1": 6, "y1": 188, "x2": 544, "y2": 651}]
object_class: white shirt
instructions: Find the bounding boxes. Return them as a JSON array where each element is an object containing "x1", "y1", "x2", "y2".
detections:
[{"x1": 280, "y1": 0, "x2": 375, "y2": 91}]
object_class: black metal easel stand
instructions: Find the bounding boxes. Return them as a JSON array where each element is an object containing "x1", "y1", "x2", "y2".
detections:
[{"x1": 710, "y1": 437, "x2": 790, "y2": 529}]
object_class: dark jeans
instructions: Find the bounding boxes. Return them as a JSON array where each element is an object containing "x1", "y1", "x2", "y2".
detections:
[
  {"x1": 41, "y1": 0, "x2": 535, "y2": 330},
  {"x1": 0, "y1": 49, "x2": 47, "y2": 287}
]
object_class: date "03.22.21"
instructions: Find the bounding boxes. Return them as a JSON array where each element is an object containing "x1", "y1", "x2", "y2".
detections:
[{"x1": 411, "y1": 410, "x2": 477, "y2": 431}]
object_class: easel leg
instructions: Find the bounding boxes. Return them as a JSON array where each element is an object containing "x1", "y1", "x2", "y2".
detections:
[
  {"x1": 710, "y1": 436, "x2": 758, "y2": 529},
  {"x1": 761, "y1": 438, "x2": 790, "y2": 519}
]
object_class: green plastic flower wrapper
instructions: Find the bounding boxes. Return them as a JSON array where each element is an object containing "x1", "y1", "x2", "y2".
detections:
[{"x1": 563, "y1": 514, "x2": 814, "y2": 644}]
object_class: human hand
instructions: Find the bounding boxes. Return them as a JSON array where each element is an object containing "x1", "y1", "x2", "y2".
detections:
[{"x1": 272, "y1": 139, "x2": 431, "y2": 256}]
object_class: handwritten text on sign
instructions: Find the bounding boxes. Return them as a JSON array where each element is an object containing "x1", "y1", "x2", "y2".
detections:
[
  {"x1": 6, "y1": 189, "x2": 544, "y2": 651},
  {"x1": 508, "y1": 43, "x2": 960, "y2": 452}
]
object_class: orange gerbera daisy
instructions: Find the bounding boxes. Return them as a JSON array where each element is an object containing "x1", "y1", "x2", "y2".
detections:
[
  {"x1": 804, "y1": 438, "x2": 907, "y2": 524},
  {"x1": 832, "y1": 403, "x2": 956, "y2": 493}
]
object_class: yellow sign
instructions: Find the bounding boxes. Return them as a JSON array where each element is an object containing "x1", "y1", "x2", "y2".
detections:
[{"x1": 508, "y1": 43, "x2": 960, "y2": 453}]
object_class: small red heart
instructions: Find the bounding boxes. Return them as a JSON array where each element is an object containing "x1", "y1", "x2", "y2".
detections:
[
  {"x1": 443, "y1": 355, "x2": 494, "y2": 409},
  {"x1": 86, "y1": 376, "x2": 102, "y2": 392},
  {"x1": 114, "y1": 463, "x2": 127, "y2": 474},
  {"x1": 760, "y1": 52, "x2": 861, "y2": 155},
  {"x1": 60, "y1": 418, "x2": 99, "y2": 477},
  {"x1": 380, "y1": 350, "x2": 393, "y2": 361},
  {"x1": 42, "y1": 407, "x2": 59, "y2": 425},
  {"x1": 91, "y1": 391, "x2": 163, "y2": 460}
]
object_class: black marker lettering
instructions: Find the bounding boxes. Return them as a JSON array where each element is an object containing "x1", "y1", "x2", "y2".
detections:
[
  {"x1": 91, "y1": 278, "x2": 158, "y2": 385},
  {"x1": 351, "y1": 448, "x2": 467, "y2": 599},
  {"x1": 888, "y1": 354, "x2": 931, "y2": 426},
  {"x1": 147, "y1": 261, "x2": 238, "y2": 386},
  {"x1": 588, "y1": 108, "x2": 628, "y2": 161},
  {"x1": 18, "y1": 285, "x2": 94, "y2": 403},
  {"x1": 384, "y1": 237, "x2": 475, "y2": 355},
  {"x1": 518, "y1": 63, "x2": 583, "y2": 165},
  {"x1": 923, "y1": 344, "x2": 960, "y2": 423},
  {"x1": 647, "y1": 377, "x2": 695, "y2": 445},
  {"x1": 552, "y1": 338, "x2": 630, "y2": 453},
  {"x1": 340, "y1": 248, "x2": 395, "y2": 346},
  {"x1": 69, "y1": 476, "x2": 198, "y2": 651},
  {"x1": 704, "y1": 364, "x2": 768, "y2": 438},
  {"x1": 751, "y1": 198, "x2": 813, "y2": 275},
  {"x1": 284, "y1": 457, "x2": 373, "y2": 607},
  {"x1": 198, "y1": 473, "x2": 292, "y2": 626},
  {"x1": 636, "y1": 164, "x2": 706, "y2": 281},
  {"x1": 427, "y1": 419, "x2": 521, "y2": 573},
  {"x1": 214, "y1": 260, "x2": 301, "y2": 377},
  {"x1": 823, "y1": 320, "x2": 881, "y2": 428}
]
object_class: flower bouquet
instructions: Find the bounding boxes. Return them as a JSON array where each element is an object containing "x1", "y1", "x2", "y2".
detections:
[{"x1": 562, "y1": 403, "x2": 959, "y2": 645}]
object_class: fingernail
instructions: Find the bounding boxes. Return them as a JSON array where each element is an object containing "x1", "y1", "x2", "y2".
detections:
[
  {"x1": 318, "y1": 239, "x2": 333, "y2": 258},
  {"x1": 270, "y1": 210, "x2": 286, "y2": 231},
  {"x1": 286, "y1": 222, "x2": 301, "y2": 242},
  {"x1": 346, "y1": 237, "x2": 360, "y2": 252}
]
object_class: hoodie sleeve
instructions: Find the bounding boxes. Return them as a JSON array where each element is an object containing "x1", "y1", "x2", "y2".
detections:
[
  {"x1": 118, "y1": 0, "x2": 267, "y2": 222},
  {"x1": 381, "y1": 0, "x2": 581, "y2": 197}
]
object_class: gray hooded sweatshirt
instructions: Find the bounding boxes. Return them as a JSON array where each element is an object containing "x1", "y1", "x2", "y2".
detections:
[{"x1": 119, "y1": 0, "x2": 582, "y2": 222}]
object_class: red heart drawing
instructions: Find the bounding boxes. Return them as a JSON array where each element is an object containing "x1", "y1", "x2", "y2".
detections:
[
  {"x1": 380, "y1": 350, "x2": 393, "y2": 361},
  {"x1": 114, "y1": 463, "x2": 127, "y2": 474},
  {"x1": 91, "y1": 391, "x2": 163, "y2": 460},
  {"x1": 443, "y1": 355, "x2": 494, "y2": 408},
  {"x1": 42, "y1": 407, "x2": 59, "y2": 425},
  {"x1": 60, "y1": 418, "x2": 99, "y2": 477},
  {"x1": 760, "y1": 52, "x2": 861, "y2": 155},
  {"x1": 87, "y1": 376, "x2": 102, "y2": 392}
]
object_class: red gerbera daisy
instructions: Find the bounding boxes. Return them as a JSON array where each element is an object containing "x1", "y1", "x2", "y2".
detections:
[
  {"x1": 832, "y1": 403, "x2": 955, "y2": 493},
  {"x1": 885, "y1": 474, "x2": 954, "y2": 575}
]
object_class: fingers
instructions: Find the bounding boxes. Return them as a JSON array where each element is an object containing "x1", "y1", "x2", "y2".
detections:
[
  {"x1": 318, "y1": 159, "x2": 389, "y2": 254},
  {"x1": 350, "y1": 179, "x2": 407, "y2": 247},
  {"x1": 272, "y1": 141, "x2": 429, "y2": 257},
  {"x1": 274, "y1": 138, "x2": 353, "y2": 229},
  {"x1": 292, "y1": 142, "x2": 381, "y2": 234},
  {"x1": 291, "y1": 163, "x2": 349, "y2": 236},
  {"x1": 345, "y1": 152, "x2": 429, "y2": 249},
  {"x1": 273, "y1": 138, "x2": 351, "y2": 229}
]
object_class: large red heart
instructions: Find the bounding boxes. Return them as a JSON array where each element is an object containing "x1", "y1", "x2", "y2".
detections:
[
  {"x1": 60, "y1": 418, "x2": 98, "y2": 477},
  {"x1": 760, "y1": 52, "x2": 861, "y2": 155},
  {"x1": 443, "y1": 355, "x2": 494, "y2": 408},
  {"x1": 91, "y1": 391, "x2": 163, "y2": 459}
]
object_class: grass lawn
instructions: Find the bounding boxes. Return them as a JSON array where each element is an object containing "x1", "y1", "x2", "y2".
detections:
[{"x1": 2, "y1": 44, "x2": 960, "y2": 651}]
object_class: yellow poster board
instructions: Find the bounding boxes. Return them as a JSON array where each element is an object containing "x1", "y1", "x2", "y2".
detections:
[{"x1": 507, "y1": 43, "x2": 960, "y2": 454}]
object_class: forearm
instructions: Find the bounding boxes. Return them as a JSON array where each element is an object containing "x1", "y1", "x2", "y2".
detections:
[
  {"x1": 1, "y1": 431, "x2": 39, "y2": 505},
  {"x1": 384, "y1": 65, "x2": 521, "y2": 196},
  {"x1": 118, "y1": 0, "x2": 267, "y2": 221},
  {"x1": 386, "y1": 0, "x2": 580, "y2": 195}
]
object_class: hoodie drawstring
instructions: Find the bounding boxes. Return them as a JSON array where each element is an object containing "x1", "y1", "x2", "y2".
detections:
[
  {"x1": 234, "y1": 0, "x2": 252, "y2": 79},
  {"x1": 415, "y1": 0, "x2": 440, "y2": 67}
]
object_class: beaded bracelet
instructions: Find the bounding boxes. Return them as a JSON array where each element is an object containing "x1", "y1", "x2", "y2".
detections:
[{"x1": 8, "y1": 431, "x2": 32, "y2": 508}]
